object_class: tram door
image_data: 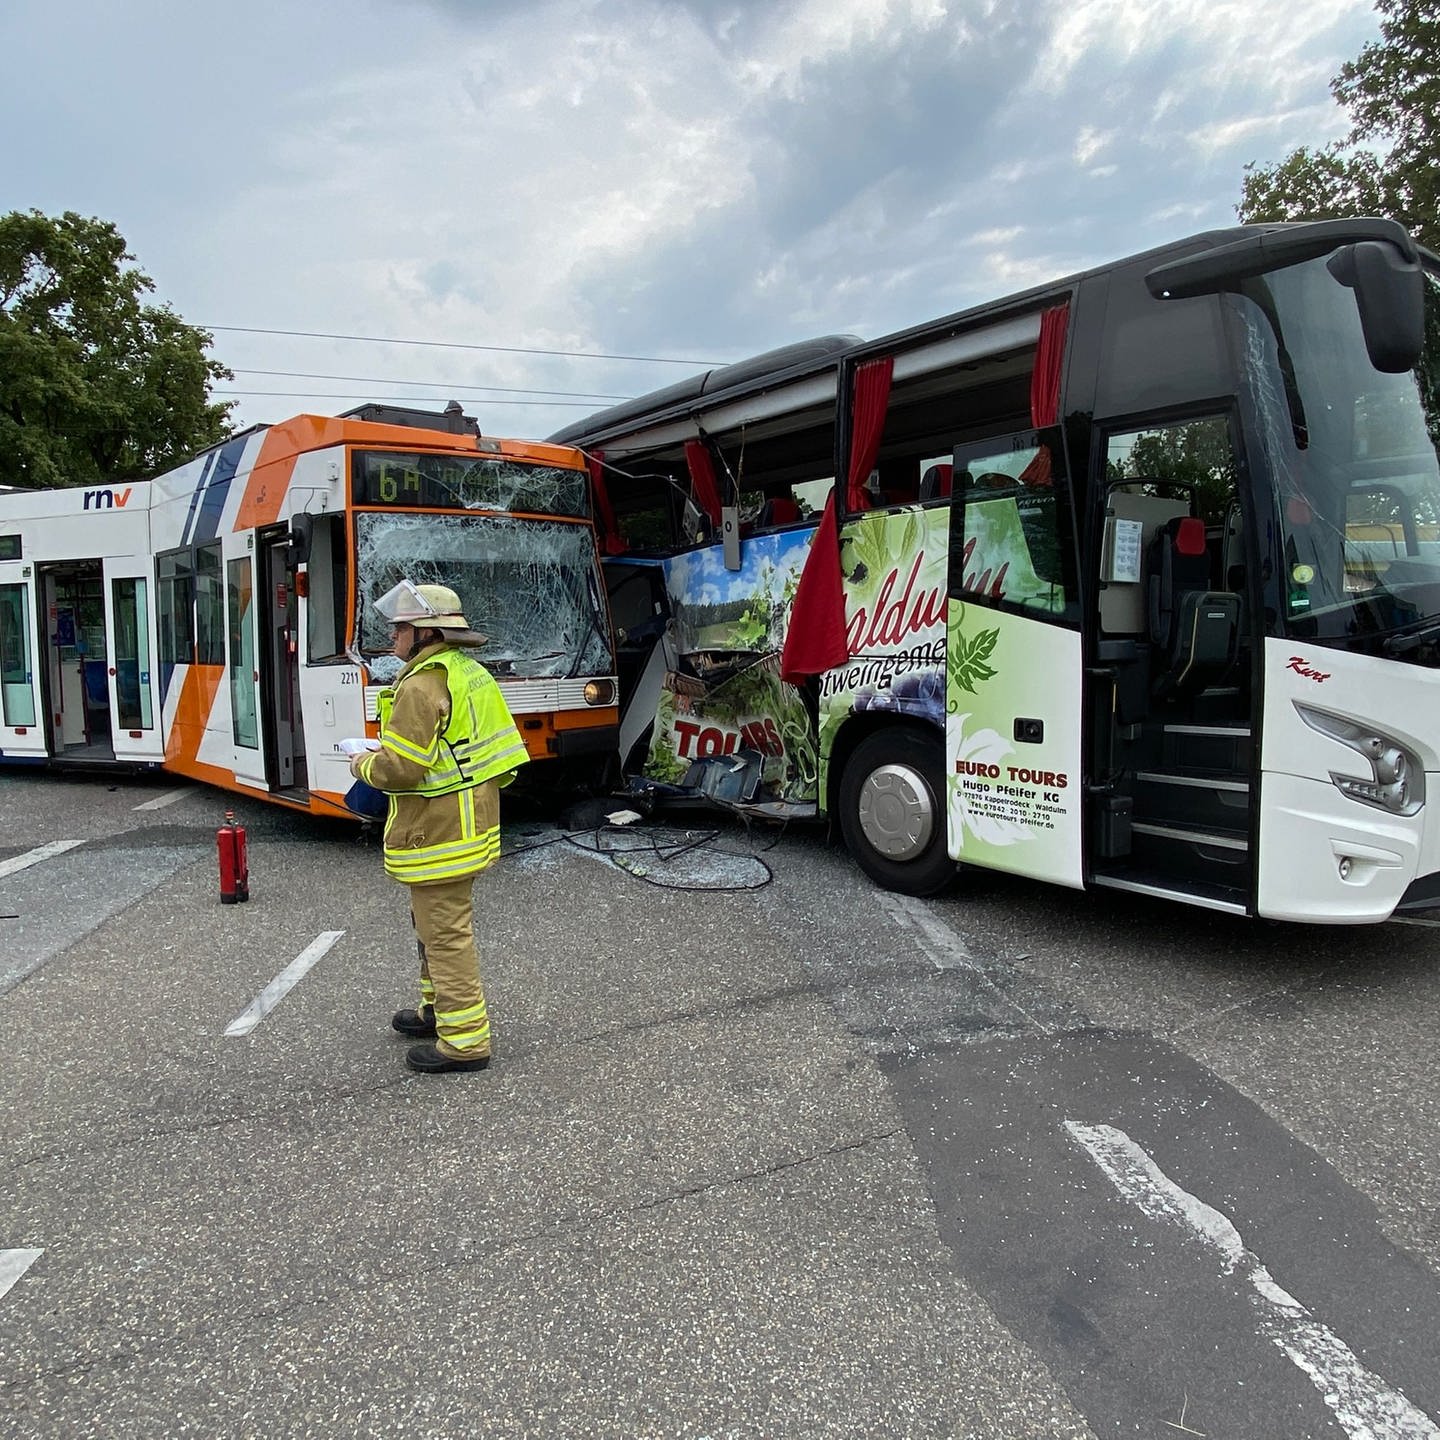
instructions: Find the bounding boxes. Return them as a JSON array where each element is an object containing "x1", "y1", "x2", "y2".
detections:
[
  {"x1": 37, "y1": 561, "x2": 113, "y2": 761},
  {"x1": 102, "y1": 556, "x2": 164, "y2": 763},
  {"x1": 0, "y1": 572, "x2": 45, "y2": 758},
  {"x1": 259, "y1": 530, "x2": 308, "y2": 792}
]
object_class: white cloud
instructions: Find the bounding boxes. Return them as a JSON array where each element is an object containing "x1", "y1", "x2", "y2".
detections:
[{"x1": 0, "y1": 0, "x2": 1385, "y2": 439}]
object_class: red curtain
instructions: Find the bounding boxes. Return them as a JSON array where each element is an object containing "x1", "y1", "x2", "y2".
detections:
[
  {"x1": 585, "y1": 450, "x2": 626, "y2": 555},
  {"x1": 1029, "y1": 304, "x2": 1069, "y2": 429},
  {"x1": 779, "y1": 489, "x2": 848, "y2": 684},
  {"x1": 684, "y1": 439, "x2": 723, "y2": 529},
  {"x1": 845, "y1": 356, "x2": 894, "y2": 513}
]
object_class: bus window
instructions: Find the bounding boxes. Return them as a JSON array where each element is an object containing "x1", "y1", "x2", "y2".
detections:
[
  {"x1": 0, "y1": 583, "x2": 37, "y2": 727},
  {"x1": 950, "y1": 432, "x2": 1078, "y2": 621},
  {"x1": 1105, "y1": 415, "x2": 1239, "y2": 526}
]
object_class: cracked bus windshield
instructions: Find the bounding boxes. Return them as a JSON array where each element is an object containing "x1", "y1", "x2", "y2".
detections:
[{"x1": 1237, "y1": 259, "x2": 1440, "y2": 649}]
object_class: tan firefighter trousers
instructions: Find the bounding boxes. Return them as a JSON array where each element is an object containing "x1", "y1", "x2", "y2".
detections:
[{"x1": 410, "y1": 875, "x2": 491, "y2": 1060}]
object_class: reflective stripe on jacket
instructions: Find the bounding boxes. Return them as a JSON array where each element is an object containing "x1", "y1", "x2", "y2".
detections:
[{"x1": 356, "y1": 642, "x2": 527, "y2": 884}]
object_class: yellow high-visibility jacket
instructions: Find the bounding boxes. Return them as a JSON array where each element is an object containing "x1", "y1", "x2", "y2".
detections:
[{"x1": 355, "y1": 642, "x2": 528, "y2": 884}]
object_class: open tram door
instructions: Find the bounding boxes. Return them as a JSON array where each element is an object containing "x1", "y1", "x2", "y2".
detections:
[
  {"x1": 258, "y1": 526, "x2": 308, "y2": 794},
  {"x1": 943, "y1": 429, "x2": 1086, "y2": 890},
  {"x1": 34, "y1": 560, "x2": 114, "y2": 763},
  {"x1": 100, "y1": 556, "x2": 163, "y2": 763}
]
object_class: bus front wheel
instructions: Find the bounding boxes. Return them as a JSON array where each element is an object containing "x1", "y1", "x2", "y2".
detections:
[{"x1": 837, "y1": 727, "x2": 956, "y2": 896}]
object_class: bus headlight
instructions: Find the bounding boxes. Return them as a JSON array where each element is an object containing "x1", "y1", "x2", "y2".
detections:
[
  {"x1": 1295, "y1": 704, "x2": 1425, "y2": 817},
  {"x1": 583, "y1": 679, "x2": 616, "y2": 706}
]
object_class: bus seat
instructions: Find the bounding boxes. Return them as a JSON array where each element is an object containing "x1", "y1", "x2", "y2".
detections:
[
  {"x1": 1147, "y1": 515, "x2": 1239, "y2": 697},
  {"x1": 756, "y1": 496, "x2": 801, "y2": 528},
  {"x1": 919, "y1": 464, "x2": 952, "y2": 501}
]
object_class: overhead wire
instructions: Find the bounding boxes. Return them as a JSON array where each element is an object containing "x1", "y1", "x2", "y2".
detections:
[
  {"x1": 204, "y1": 323, "x2": 723, "y2": 367},
  {"x1": 229, "y1": 368, "x2": 632, "y2": 401}
]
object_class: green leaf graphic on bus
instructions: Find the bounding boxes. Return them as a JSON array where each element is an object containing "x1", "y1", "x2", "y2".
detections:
[{"x1": 948, "y1": 626, "x2": 1000, "y2": 694}]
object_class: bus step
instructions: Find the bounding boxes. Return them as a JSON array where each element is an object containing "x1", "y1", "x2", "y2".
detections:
[
  {"x1": 1092, "y1": 871, "x2": 1249, "y2": 915},
  {"x1": 1133, "y1": 769, "x2": 1249, "y2": 831},
  {"x1": 1160, "y1": 723, "x2": 1251, "y2": 773},
  {"x1": 1130, "y1": 818, "x2": 1249, "y2": 875}
]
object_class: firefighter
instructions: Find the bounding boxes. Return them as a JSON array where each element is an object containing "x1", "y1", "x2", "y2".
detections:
[{"x1": 350, "y1": 579, "x2": 528, "y2": 1074}]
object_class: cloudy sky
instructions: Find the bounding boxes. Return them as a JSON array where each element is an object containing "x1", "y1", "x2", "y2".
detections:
[{"x1": 1, "y1": 0, "x2": 1379, "y2": 440}]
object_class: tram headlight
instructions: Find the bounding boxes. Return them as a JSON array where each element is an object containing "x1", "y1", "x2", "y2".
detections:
[
  {"x1": 583, "y1": 679, "x2": 616, "y2": 706},
  {"x1": 1295, "y1": 704, "x2": 1426, "y2": 817}
]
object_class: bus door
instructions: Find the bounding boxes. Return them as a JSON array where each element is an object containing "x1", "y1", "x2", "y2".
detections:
[
  {"x1": 259, "y1": 528, "x2": 307, "y2": 792},
  {"x1": 0, "y1": 571, "x2": 45, "y2": 758},
  {"x1": 36, "y1": 560, "x2": 113, "y2": 761},
  {"x1": 1087, "y1": 415, "x2": 1254, "y2": 912},
  {"x1": 101, "y1": 557, "x2": 163, "y2": 762},
  {"x1": 944, "y1": 429, "x2": 1085, "y2": 888}
]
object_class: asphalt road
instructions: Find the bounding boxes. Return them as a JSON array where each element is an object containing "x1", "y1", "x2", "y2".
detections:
[{"x1": 1, "y1": 770, "x2": 1438, "y2": 1439}]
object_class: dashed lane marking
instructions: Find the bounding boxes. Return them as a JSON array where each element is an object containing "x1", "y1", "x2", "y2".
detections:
[
  {"x1": 0, "y1": 1249, "x2": 43, "y2": 1301},
  {"x1": 132, "y1": 787, "x2": 191, "y2": 811},
  {"x1": 0, "y1": 840, "x2": 84, "y2": 882},
  {"x1": 1068, "y1": 1120, "x2": 1440, "y2": 1440},
  {"x1": 224, "y1": 931, "x2": 346, "y2": 1037}
]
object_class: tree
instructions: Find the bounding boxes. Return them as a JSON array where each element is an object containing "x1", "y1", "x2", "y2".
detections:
[
  {"x1": 0, "y1": 210, "x2": 233, "y2": 489},
  {"x1": 1238, "y1": 0, "x2": 1439, "y2": 251}
]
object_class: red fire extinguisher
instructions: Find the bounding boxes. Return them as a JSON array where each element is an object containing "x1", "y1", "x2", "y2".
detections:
[{"x1": 218, "y1": 810, "x2": 250, "y2": 904}]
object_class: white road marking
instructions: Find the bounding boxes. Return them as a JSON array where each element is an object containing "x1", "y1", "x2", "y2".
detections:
[
  {"x1": 0, "y1": 840, "x2": 84, "y2": 881},
  {"x1": 224, "y1": 931, "x2": 345, "y2": 1037},
  {"x1": 0, "y1": 1248, "x2": 43, "y2": 1300},
  {"x1": 1067, "y1": 1121, "x2": 1439, "y2": 1440},
  {"x1": 132, "y1": 787, "x2": 190, "y2": 812},
  {"x1": 874, "y1": 892, "x2": 977, "y2": 971},
  {"x1": 876, "y1": 892, "x2": 1047, "y2": 1032}
]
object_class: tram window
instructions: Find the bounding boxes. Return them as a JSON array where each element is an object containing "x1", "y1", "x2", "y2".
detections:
[
  {"x1": 195, "y1": 543, "x2": 225, "y2": 664},
  {"x1": 227, "y1": 556, "x2": 259, "y2": 749},
  {"x1": 157, "y1": 551, "x2": 195, "y2": 678},
  {"x1": 110, "y1": 577, "x2": 153, "y2": 729},
  {"x1": 305, "y1": 515, "x2": 348, "y2": 661},
  {"x1": 1, "y1": 583, "x2": 37, "y2": 727}
]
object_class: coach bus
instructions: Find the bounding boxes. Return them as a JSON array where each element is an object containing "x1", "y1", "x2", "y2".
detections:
[
  {"x1": 0, "y1": 404, "x2": 619, "y2": 817},
  {"x1": 551, "y1": 218, "x2": 1440, "y2": 923}
]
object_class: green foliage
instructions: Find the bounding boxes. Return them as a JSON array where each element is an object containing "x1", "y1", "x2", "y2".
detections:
[
  {"x1": 0, "y1": 210, "x2": 233, "y2": 488},
  {"x1": 1239, "y1": 0, "x2": 1439, "y2": 250}
]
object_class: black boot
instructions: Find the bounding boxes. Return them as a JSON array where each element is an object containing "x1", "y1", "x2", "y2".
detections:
[
  {"x1": 391, "y1": 1005, "x2": 437, "y2": 1038},
  {"x1": 405, "y1": 1042, "x2": 490, "y2": 1074}
]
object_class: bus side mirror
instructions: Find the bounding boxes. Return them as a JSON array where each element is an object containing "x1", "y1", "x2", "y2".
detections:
[
  {"x1": 287, "y1": 514, "x2": 314, "y2": 567},
  {"x1": 1327, "y1": 241, "x2": 1425, "y2": 374}
]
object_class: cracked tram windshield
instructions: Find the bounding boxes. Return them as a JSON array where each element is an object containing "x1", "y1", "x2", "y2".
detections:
[{"x1": 352, "y1": 453, "x2": 611, "y2": 682}]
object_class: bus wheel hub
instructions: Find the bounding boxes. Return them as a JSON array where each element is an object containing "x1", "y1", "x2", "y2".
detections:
[{"x1": 858, "y1": 763, "x2": 935, "y2": 860}]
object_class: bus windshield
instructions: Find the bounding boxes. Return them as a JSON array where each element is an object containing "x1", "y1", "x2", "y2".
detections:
[
  {"x1": 355, "y1": 511, "x2": 612, "y2": 680},
  {"x1": 1236, "y1": 256, "x2": 1440, "y2": 648}
]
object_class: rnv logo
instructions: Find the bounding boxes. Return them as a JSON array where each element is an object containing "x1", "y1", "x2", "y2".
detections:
[{"x1": 82, "y1": 487, "x2": 133, "y2": 510}]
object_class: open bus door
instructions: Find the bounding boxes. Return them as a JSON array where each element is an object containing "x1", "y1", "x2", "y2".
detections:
[
  {"x1": 943, "y1": 430, "x2": 1085, "y2": 889},
  {"x1": 101, "y1": 556, "x2": 163, "y2": 763},
  {"x1": 0, "y1": 571, "x2": 45, "y2": 758}
]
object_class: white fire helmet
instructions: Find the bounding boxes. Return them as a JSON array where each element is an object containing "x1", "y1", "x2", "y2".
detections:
[{"x1": 372, "y1": 579, "x2": 472, "y2": 630}]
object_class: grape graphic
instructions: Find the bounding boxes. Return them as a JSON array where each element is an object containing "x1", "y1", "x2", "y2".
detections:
[{"x1": 852, "y1": 668, "x2": 944, "y2": 725}]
